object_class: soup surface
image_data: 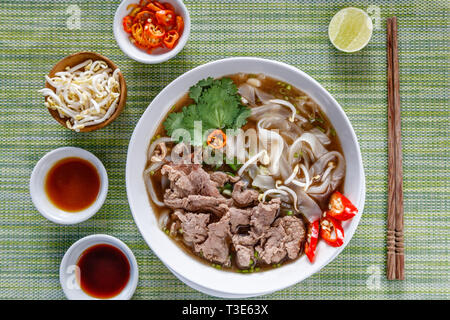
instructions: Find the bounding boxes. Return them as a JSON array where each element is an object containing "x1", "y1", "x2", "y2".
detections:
[
  {"x1": 45, "y1": 157, "x2": 100, "y2": 212},
  {"x1": 144, "y1": 74, "x2": 345, "y2": 272}
]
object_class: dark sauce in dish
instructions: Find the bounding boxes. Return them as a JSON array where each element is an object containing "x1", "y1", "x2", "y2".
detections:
[
  {"x1": 45, "y1": 157, "x2": 100, "y2": 212},
  {"x1": 76, "y1": 244, "x2": 130, "y2": 299}
]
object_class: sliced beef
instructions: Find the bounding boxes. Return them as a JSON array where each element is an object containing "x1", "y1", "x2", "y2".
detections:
[
  {"x1": 275, "y1": 215, "x2": 306, "y2": 259},
  {"x1": 250, "y1": 198, "x2": 281, "y2": 235},
  {"x1": 234, "y1": 245, "x2": 254, "y2": 269},
  {"x1": 209, "y1": 171, "x2": 240, "y2": 187},
  {"x1": 256, "y1": 216, "x2": 306, "y2": 265},
  {"x1": 231, "y1": 233, "x2": 259, "y2": 269},
  {"x1": 229, "y1": 207, "x2": 252, "y2": 233},
  {"x1": 195, "y1": 214, "x2": 231, "y2": 266},
  {"x1": 164, "y1": 194, "x2": 232, "y2": 216},
  {"x1": 232, "y1": 181, "x2": 259, "y2": 207},
  {"x1": 162, "y1": 163, "x2": 221, "y2": 198},
  {"x1": 255, "y1": 224, "x2": 287, "y2": 264},
  {"x1": 173, "y1": 210, "x2": 210, "y2": 245}
]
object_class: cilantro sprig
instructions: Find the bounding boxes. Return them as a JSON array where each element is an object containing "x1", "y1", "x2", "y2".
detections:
[{"x1": 163, "y1": 77, "x2": 251, "y2": 146}]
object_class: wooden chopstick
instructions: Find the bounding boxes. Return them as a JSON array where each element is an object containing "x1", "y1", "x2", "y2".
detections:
[
  {"x1": 386, "y1": 17, "x2": 397, "y2": 280},
  {"x1": 386, "y1": 17, "x2": 405, "y2": 280}
]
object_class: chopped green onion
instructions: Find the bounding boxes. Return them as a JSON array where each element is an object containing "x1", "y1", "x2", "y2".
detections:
[
  {"x1": 286, "y1": 85, "x2": 291, "y2": 90},
  {"x1": 293, "y1": 152, "x2": 299, "y2": 158},
  {"x1": 285, "y1": 210, "x2": 294, "y2": 216},
  {"x1": 330, "y1": 128, "x2": 336, "y2": 137},
  {"x1": 316, "y1": 126, "x2": 326, "y2": 133},
  {"x1": 225, "y1": 171, "x2": 235, "y2": 177},
  {"x1": 254, "y1": 251, "x2": 259, "y2": 258},
  {"x1": 223, "y1": 183, "x2": 233, "y2": 190},
  {"x1": 254, "y1": 267, "x2": 260, "y2": 272},
  {"x1": 228, "y1": 163, "x2": 240, "y2": 172}
]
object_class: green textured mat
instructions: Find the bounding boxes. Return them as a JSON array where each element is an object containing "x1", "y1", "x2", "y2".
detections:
[{"x1": 0, "y1": 0, "x2": 448, "y2": 299}]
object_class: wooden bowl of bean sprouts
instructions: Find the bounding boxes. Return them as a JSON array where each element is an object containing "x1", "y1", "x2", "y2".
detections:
[{"x1": 41, "y1": 51, "x2": 127, "y2": 132}]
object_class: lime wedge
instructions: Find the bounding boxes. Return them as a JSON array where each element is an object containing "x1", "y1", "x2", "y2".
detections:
[{"x1": 328, "y1": 7, "x2": 373, "y2": 53}]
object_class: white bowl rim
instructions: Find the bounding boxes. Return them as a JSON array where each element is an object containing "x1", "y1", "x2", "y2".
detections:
[
  {"x1": 113, "y1": 0, "x2": 191, "y2": 64},
  {"x1": 29, "y1": 147, "x2": 108, "y2": 225},
  {"x1": 59, "y1": 234, "x2": 139, "y2": 300},
  {"x1": 126, "y1": 57, "x2": 366, "y2": 297}
]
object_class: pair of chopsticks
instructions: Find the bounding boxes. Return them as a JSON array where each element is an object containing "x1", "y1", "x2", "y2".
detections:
[{"x1": 386, "y1": 17, "x2": 404, "y2": 280}]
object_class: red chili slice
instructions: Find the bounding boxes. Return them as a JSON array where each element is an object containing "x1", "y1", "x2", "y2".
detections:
[
  {"x1": 144, "y1": 23, "x2": 165, "y2": 39},
  {"x1": 134, "y1": 10, "x2": 156, "y2": 25},
  {"x1": 122, "y1": 16, "x2": 134, "y2": 33},
  {"x1": 207, "y1": 129, "x2": 227, "y2": 149},
  {"x1": 304, "y1": 220, "x2": 319, "y2": 263},
  {"x1": 146, "y1": 1, "x2": 165, "y2": 11},
  {"x1": 320, "y1": 216, "x2": 344, "y2": 247},
  {"x1": 175, "y1": 15, "x2": 184, "y2": 33},
  {"x1": 327, "y1": 191, "x2": 358, "y2": 221},
  {"x1": 155, "y1": 10, "x2": 175, "y2": 26}
]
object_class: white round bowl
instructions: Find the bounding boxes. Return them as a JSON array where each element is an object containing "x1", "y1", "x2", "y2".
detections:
[
  {"x1": 113, "y1": 0, "x2": 191, "y2": 64},
  {"x1": 60, "y1": 234, "x2": 139, "y2": 300},
  {"x1": 126, "y1": 57, "x2": 366, "y2": 297},
  {"x1": 30, "y1": 147, "x2": 108, "y2": 225}
]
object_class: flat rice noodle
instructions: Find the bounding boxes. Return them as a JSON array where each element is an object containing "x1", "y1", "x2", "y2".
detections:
[
  {"x1": 290, "y1": 185, "x2": 322, "y2": 223},
  {"x1": 252, "y1": 174, "x2": 276, "y2": 191},
  {"x1": 250, "y1": 104, "x2": 291, "y2": 121},
  {"x1": 309, "y1": 151, "x2": 345, "y2": 191},
  {"x1": 255, "y1": 87, "x2": 274, "y2": 104},
  {"x1": 288, "y1": 132, "x2": 328, "y2": 165},
  {"x1": 307, "y1": 151, "x2": 345, "y2": 209},
  {"x1": 257, "y1": 118, "x2": 284, "y2": 176},
  {"x1": 238, "y1": 83, "x2": 256, "y2": 105},
  {"x1": 309, "y1": 127, "x2": 331, "y2": 145}
]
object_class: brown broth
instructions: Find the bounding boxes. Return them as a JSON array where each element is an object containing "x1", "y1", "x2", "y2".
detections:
[
  {"x1": 45, "y1": 157, "x2": 100, "y2": 212},
  {"x1": 146, "y1": 74, "x2": 345, "y2": 272}
]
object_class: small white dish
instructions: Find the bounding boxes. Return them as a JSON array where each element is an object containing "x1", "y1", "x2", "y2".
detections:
[
  {"x1": 60, "y1": 234, "x2": 139, "y2": 300},
  {"x1": 126, "y1": 57, "x2": 366, "y2": 298},
  {"x1": 113, "y1": 0, "x2": 191, "y2": 64},
  {"x1": 29, "y1": 147, "x2": 108, "y2": 225}
]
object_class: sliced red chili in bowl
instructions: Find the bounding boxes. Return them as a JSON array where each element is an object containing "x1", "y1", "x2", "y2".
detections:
[
  {"x1": 155, "y1": 10, "x2": 176, "y2": 26},
  {"x1": 123, "y1": 1, "x2": 185, "y2": 53},
  {"x1": 133, "y1": 10, "x2": 155, "y2": 25},
  {"x1": 304, "y1": 220, "x2": 319, "y2": 263},
  {"x1": 122, "y1": 16, "x2": 134, "y2": 33},
  {"x1": 327, "y1": 191, "x2": 358, "y2": 221},
  {"x1": 163, "y1": 30, "x2": 179, "y2": 49},
  {"x1": 144, "y1": 23, "x2": 165, "y2": 39},
  {"x1": 320, "y1": 216, "x2": 344, "y2": 247}
]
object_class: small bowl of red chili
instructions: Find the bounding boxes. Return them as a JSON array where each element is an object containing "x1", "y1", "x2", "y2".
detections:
[{"x1": 114, "y1": 0, "x2": 190, "y2": 64}]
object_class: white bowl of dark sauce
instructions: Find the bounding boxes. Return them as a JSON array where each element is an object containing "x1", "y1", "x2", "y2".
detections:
[
  {"x1": 126, "y1": 58, "x2": 366, "y2": 297},
  {"x1": 59, "y1": 234, "x2": 139, "y2": 300},
  {"x1": 30, "y1": 147, "x2": 108, "y2": 225}
]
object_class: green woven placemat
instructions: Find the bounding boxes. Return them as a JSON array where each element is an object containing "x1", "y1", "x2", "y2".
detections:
[{"x1": 0, "y1": 0, "x2": 448, "y2": 299}]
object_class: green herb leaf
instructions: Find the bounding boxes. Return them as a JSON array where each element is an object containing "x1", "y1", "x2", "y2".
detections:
[{"x1": 164, "y1": 77, "x2": 251, "y2": 146}]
